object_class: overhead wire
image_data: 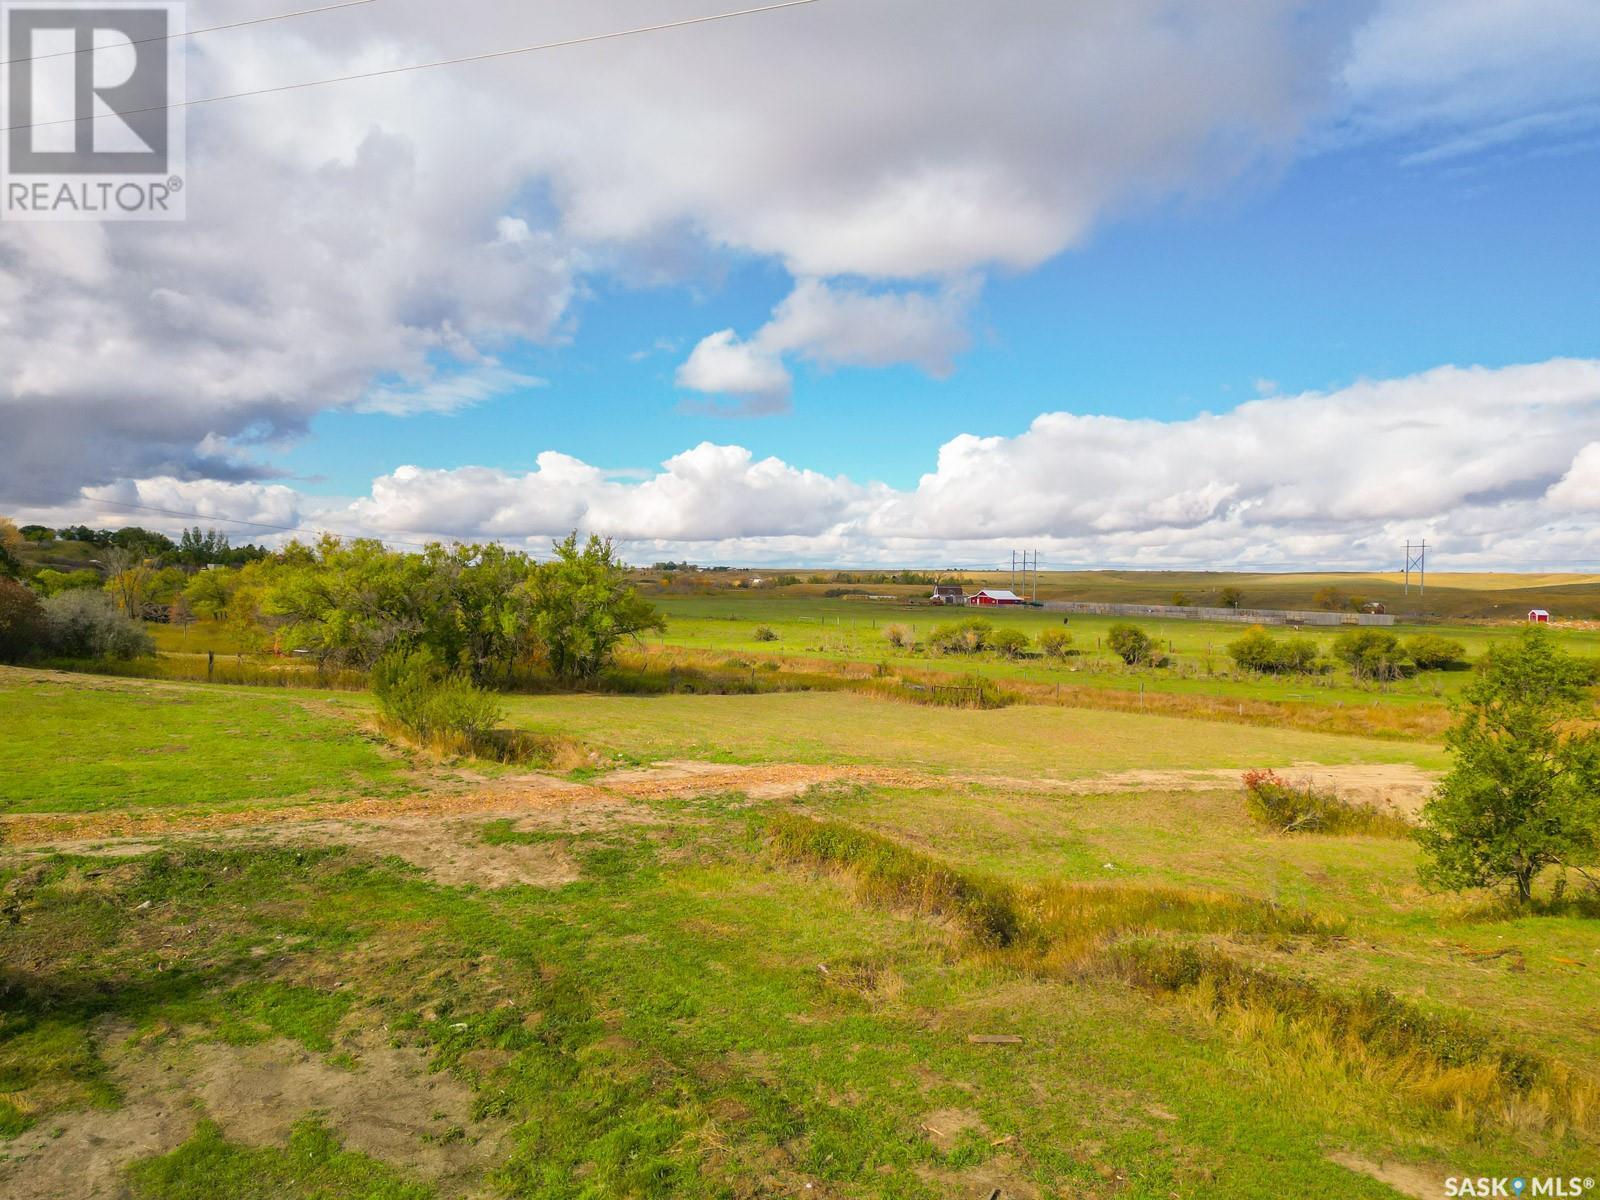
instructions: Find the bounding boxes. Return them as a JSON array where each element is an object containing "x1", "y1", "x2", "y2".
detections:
[
  {"x1": 0, "y1": 0, "x2": 822, "y2": 133},
  {"x1": 0, "y1": 0, "x2": 379, "y2": 67}
]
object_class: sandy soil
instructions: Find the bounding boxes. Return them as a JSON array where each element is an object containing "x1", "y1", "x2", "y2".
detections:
[
  {"x1": 970, "y1": 761, "x2": 1439, "y2": 818},
  {"x1": 1326, "y1": 1151, "x2": 1449, "y2": 1199},
  {"x1": 0, "y1": 1020, "x2": 501, "y2": 1200},
  {"x1": 601, "y1": 760, "x2": 928, "y2": 800},
  {"x1": 1, "y1": 763, "x2": 925, "y2": 851}
]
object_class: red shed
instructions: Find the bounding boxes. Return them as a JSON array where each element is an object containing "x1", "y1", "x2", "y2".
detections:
[
  {"x1": 969, "y1": 589, "x2": 1023, "y2": 606},
  {"x1": 1529, "y1": 608, "x2": 1551, "y2": 623}
]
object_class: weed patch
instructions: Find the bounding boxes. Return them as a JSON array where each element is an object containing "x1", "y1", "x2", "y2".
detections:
[
  {"x1": 1242, "y1": 769, "x2": 1415, "y2": 837},
  {"x1": 127, "y1": 1117, "x2": 434, "y2": 1200},
  {"x1": 478, "y1": 819, "x2": 563, "y2": 847}
]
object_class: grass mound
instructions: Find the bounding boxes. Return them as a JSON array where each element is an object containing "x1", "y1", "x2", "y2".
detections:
[{"x1": 766, "y1": 812, "x2": 1599, "y2": 1136}]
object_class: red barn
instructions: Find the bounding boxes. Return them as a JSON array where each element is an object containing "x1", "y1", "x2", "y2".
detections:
[
  {"x1": 1529, "y1": 608, "x2": 1551, "y2": 623},
  {"x1": 969, "y1": 589, "x2": 1024, "y2": 606}
]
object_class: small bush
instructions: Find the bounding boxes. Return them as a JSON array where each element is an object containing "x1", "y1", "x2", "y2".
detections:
[
  {"x1": 927, "y1": 617, "x2": 993, "y2": 655},
  {"x1": 1333, "y1": 628, "x2": 1408, "y2": 681},
  {"x1": 1406, "y1": 633, "x2": 1465, "y2": 670},
  {"x1": 1036, "y1": 628, "x2": 1072, "y2": 660},
  {"x1": 990, "y1": 627, "x2": 1030, "y2": 658},
  {"x1": 1228, "y1": 626, "x2": 1319, "y2": 674},
  {"x1": 39, "y1": 590, "x2": 153, "y2": 659},
  {"x1": 883, "y1": 623, "x2": 914, "y2": 649},
  {"x1": 0, "y1": 578, "x2": 44, "y2": 662},
  {"x1": 1242, "y1": 769, "x2": 1413, "y2": 837},
  {"x1": 371, "y1": 647, "x2": 505, "y2": 753},
  {"x1": 752, "y1": 625, "x2": 779, "y2": 642},
  {"x1": 1107, "y1": 623, "x2": 1154, "y2": 665}
]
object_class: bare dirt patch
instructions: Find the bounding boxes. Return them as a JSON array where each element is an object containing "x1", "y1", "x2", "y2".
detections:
[
  {"x1": 979, "y1": 761, "x2": 1439, "y2": 818},
  {"x1": 918, "y1": 1106, "x2": 988, "y2": 1152},
  {"x1": 0, "y1": 1020, "x2": 500, "y2": 1200},
  {"x1": 602, "y1": 760, "x2": 930, "y2": 801},
  {"x1": 1327, "y1": 1150, "x2": 1449, "y2": 1199},
  {"x1": 266, "y1": 816, "x2": 582, "y2": 888},
  {"x1": 0, "y1": 772, "x2": 596, "y2": 847}
]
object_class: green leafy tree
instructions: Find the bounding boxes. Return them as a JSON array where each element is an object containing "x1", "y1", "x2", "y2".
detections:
[
  {"x1": 32, "y1": 568, "x2": 100, "y2": 598},
  {"x1": 1418, "y1": 628, "x2": 1600, "y2": 904},
  {"x1": 177, "y1": 527, "x2": 233, "y2": 566},
  {"x1": 526, "y1": 534, "x2": 664, "y2": 683},
  {"x1": 109, "y1": 526, "x2": 175, "y2": 555},
  {"x1": 183, "y1": 568, "x2": 233, "y2": 621},
  {"x1": 0, "y1": 579, "x2": 44, "y2": 661},
  {"x1": 267, "y1": 535, "x2": 459, "y2": 670},
  {"x1": 1107, "y1": 623, "x2": 1154, "y2": 665},
  {"x1": 99, "y1": 545, "x2": 154, "y2": 618},
  {"x1": 1217, "y1": 586, "x2": 1244, "y2": 610},
  {"x1": 1170, "y1": 591, "x2": 1190, "y2": 607}
]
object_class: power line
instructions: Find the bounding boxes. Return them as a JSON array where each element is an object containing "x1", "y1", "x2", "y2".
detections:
[
  {"x1": 0, "y1": 0, "x2": 822, "y2": 134},
  {"x1": 0, "y1": 0, "x2": 379, "y2": 68}
]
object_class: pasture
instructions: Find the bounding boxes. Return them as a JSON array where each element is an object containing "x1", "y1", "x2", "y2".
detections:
[{"x1": 3, "y1": 646, "x2": 1598, "y2": 1199}]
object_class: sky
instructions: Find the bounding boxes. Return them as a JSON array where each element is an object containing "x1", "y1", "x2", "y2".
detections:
[{"x1": 4, "y1": 0, "x2": 1600, "y2": 569}]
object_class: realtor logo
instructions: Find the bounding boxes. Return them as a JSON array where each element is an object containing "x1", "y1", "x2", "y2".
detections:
[{"x1": 2, "y1": 1, "x2": 186, "y2": 220}]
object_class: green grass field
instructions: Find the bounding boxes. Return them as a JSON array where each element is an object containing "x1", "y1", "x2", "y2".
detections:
[
  {"x1": 643, "y1": 593, "x2": 1600, "y2": 713},
  {"x1": 728, "y1": 568, "x2": 1600, "y2": 621},
  {"x1": 501, "y1": 690, "x2": 1448, "y2": 777},
  {"x1": 2, "y1": 594, "x2": 1597, "y2": 1198},
  {"x1": 0, "y1": 670, "x2": 406, "y2": 814}
]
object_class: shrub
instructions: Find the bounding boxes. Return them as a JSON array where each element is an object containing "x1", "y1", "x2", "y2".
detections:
[
  {"x1": 1406, "y1": 633, "x2": 1465, "y2": 670},
  {"x1": 0, "y1": 578, "x2": 44, "y2": 662},
  {"x1": 1036, "y1": 628, "x2": 1072, "y2": 660},
  {"x1": 927, "y1": 617, "x2": 993, "y2": 655},
  {"x1": 31, "y1": 568, "x2": 101, "y2": 598},
  {"x1": 752, "y1": 625, "x2": 779, "y2": 642},
  {"x1": 1228, "y1": 626, "x2": 1319, "y2": 674},
  {"x1": 883, "y1": 623, "x2": 914, "y2": 649},
  {"x1": 1333, "y1": 628, "x2": 1408, "y2": 680},
  {"x1": 990, "y1": 627, "x2": 1030, "y2": 658},
  {"x1": 1242, "y1": 769, "x2": 1412, "y2": 837},
  {"x1": 371, "y1": 647, "x2": 504, "y2": 749},
  {"x1": 39, "y1": 590, "x2": 153, "y2": 659},
  {"x1": 1107, "y1": 623, "x2": 1154, "y2": 665}
]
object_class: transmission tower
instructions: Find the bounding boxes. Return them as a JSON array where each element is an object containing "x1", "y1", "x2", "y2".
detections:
[{"x1": 1404, "y1": 539, "x2": 1427, "y2": 597}]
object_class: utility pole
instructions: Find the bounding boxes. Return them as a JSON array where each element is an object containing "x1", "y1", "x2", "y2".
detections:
[{"x1": 1404, "y1": 539, "x2": 1427, "y2": 597}]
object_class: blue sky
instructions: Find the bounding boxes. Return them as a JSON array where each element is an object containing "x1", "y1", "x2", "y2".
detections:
[
  {"x1": 279, "y1": 132, "x2": 1600, "y2": 499},
  {"x1": 7, "y1": 0, "x2": 1600, "y2": 567}
]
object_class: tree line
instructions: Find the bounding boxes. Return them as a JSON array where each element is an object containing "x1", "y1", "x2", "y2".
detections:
[{"x1": 0, "y1": 521, "x2": 663, "y2": 688}]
